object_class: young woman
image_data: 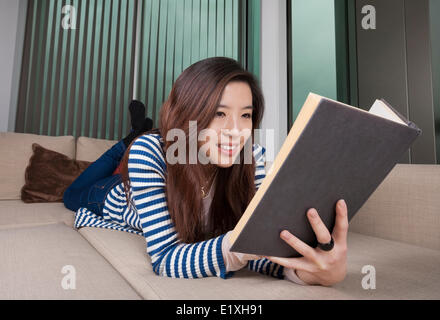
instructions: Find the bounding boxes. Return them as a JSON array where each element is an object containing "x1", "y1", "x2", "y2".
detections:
[{"x1": 63, "y1": 57, "x2": 348, "y2": 286}]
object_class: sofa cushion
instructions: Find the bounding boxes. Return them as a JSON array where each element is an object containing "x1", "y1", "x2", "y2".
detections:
[
  {"x1": 76, "y1": 136, "x2": 118, "y2": 162},
  {"x1": 78, "y1": 227, "x2": 440, "y2": 299},
  {"x1": 21, "y1": 143, "x2": 91, "y2": 203},
  {"x1": 0, "y1": 132, "x2": 75, "y2": 200},
  {"x1": 0, "y1": 200, "x2": 75, "y2": 229},
  {"x1": 0, "y1": 223, "x2": 141, "y2": 299},
  {"x1": 350, "y1": 164, "x2": 440, "y2": 251}
]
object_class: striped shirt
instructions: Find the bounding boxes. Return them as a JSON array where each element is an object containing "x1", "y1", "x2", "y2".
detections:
[{"x1": 74, "y1": 133, "x2": 284, "y2": 280}]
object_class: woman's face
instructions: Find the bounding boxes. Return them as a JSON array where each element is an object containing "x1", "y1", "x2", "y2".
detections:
[{"x1": 200, "y1": 81, "x2": 254, "y2": 168}]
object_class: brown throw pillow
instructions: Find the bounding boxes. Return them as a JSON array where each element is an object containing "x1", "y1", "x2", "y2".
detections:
[{"x1": 21, "y1": 143, "x2": 92, "y2": 203}]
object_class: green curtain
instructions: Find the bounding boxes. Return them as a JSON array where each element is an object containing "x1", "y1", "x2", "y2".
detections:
[
  {"x1": 135, "y1": 0, "x2": 252, "y2": 126},
  {"x1": 16, "y1": 0, "x2": 259, "y2": 140},
  {"x1": 247, "y1": 0, "x2": 261, "y2": 80},
  {"x1": 16, "y1": 0, "x2": 138, "y2": 140}
]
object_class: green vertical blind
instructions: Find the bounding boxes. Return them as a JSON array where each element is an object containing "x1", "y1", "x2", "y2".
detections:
[
  {"x1": 16, "y1": 0, "x2": 138, "y2": 140},
  {"x1": 135, "y1": 0, "x2": 245, "y2": 125},
  {"x1": 247, "y1": 0, "x2": 261, "y2": 80},
  {"x1": 16, "y1": 0, "x2": 252, "y2": 140}
]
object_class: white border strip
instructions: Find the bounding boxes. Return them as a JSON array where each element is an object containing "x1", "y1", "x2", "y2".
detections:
[{"x1": 260, "y1": 0, "x2": 288, "y2": 161}]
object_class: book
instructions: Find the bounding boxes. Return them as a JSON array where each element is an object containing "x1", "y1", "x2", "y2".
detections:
[{"x1": 229, "y1": 92, "x2": 422, "y2": 257}]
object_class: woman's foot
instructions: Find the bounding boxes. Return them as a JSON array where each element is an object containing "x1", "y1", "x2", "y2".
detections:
[
  {"x1": 123, "y1": 100, "x2": 145, "y2": 147},
  {"x1": 122, "y1": 100, "x2": 154, "y2": 147},
  {"x1": 129, "y1": 100, "x2": 146, "y2": 132},
  {"x1": 141, "y1": 117, "x2": 154, "y2": 132}
]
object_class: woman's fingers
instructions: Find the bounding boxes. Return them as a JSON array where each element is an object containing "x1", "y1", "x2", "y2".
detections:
[
  {"x1": 331, "y1": 199, "x2": 349, "y2": 245},
  {"x1": 279, "y1": 230, "x2": 317, "y2": 262},
  {"x1": 265, "y1": 256, "x2": 313, "y2": 271},
  {"x1": 307, "y1": 208, "x2": 332, "y2": 245}
]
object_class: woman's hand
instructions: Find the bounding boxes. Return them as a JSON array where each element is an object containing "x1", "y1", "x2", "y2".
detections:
[{"x1": 265, "y1": 199, "x2": 349, "y2": 286}]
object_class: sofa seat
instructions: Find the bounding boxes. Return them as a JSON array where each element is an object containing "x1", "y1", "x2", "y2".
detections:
[
  {"x1": 0, "y1": 200, "x2": 75, "y2": 230},
  {"x1": 0, "y1": 223, "x2": 141, "y2": 299},
  {"x1": 78, "y1": 227, "x2": 440, "y2": 300},
  {"x1": 1, "y1": 133, "x2": 438, "y2": 299}
]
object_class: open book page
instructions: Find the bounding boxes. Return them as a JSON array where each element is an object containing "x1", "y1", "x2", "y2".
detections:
[{"x1": 368, "y1": 100, "x2": 407, "y2": 125}]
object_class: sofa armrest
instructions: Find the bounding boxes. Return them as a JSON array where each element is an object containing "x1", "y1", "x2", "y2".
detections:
[
  {"x1": 349, "y1": 164, "x2": 440, "y2": 251},
  {"x1": 0, "y1": 132, "x2": 75, "y2": 200}
]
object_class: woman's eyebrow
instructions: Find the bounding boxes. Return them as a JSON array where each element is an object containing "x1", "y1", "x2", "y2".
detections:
[{"x1": 218, "y1": 104, "x2": 254, "y2": 110}]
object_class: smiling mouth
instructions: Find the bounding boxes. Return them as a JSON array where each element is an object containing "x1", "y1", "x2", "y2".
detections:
[
  {"x1": 216, "y1": 143, "x2": 240, "y2": 157},
  {"x1": 217, "y1": 144, "x2": 239, "y2": 150}
]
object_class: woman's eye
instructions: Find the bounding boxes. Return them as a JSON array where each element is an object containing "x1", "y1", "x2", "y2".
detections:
[{"x1": 215, "y1": 111, "x2": 251, "y2": 118}]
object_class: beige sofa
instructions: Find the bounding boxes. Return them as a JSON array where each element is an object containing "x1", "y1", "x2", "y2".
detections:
[{"x1": 1, "y1": 132, "x2": 439, "y2": 300}]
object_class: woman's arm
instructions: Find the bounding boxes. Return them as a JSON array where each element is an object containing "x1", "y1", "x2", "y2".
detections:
[{"x1": 128, "y1": 134, "x2": 234, "y2": 279}]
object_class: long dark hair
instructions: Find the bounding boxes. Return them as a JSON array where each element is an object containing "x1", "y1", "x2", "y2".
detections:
[{"x1": 119, "y1": 57, "x2": 265, "y2": 243}]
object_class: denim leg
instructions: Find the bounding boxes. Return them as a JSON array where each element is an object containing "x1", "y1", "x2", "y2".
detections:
[
  {"x1": 63, "y1": 139, "x2": 127, "y2": 214},
  {"x1": 86, "y1": 174, "x2": 123, "y2": 216},
  {"x1": 68, "y1": 139, "x2": 126, "y2": 191}
]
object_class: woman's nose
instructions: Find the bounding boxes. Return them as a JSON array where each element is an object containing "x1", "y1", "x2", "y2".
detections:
[
  {"x1": 223, "y1": 127, "x2": 240, "y2": 137},
  {"x1": 223, "y1": 116, "x2": 241, "y2": 135}
]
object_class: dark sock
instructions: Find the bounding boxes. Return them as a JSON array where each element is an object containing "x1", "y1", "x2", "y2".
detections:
[
  {"x1": 141, "y1": 117, "x2": 154, "y2": 132},
  {"x1": 129, "y1": 100, "x2": 146, "y2": 132},
  {"x1": 122, "y1": 131, "x2": 137, "y2": 148},
  {"x1": 122, "y1": 100, "x2": 146, "y2": 148},
  {"x1": 122, "y1": 117, "x2": 154, "y2": 148}
]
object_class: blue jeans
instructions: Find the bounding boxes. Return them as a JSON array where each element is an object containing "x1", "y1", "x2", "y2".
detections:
[{"x1": 63, "y1": 139, "x2": 127, "y2": 216}]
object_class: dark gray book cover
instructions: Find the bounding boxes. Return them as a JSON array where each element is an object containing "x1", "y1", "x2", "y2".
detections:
[{"x1": 230, "y1": 97, "x2": 421, "y2": 257}]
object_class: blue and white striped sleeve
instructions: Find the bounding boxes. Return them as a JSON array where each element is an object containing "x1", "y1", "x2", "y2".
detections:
[
  {"x1": 128, "y1": 134, "x2": 233, "y2": 279},
  {"x1": 253, "y1": 143, "x2": 266, "y2": 190},
  {"x1": 248, "y1": 144, "x2": 285, "y2": 279}
]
